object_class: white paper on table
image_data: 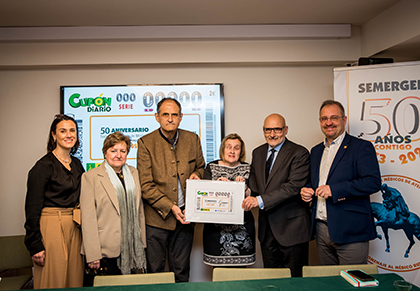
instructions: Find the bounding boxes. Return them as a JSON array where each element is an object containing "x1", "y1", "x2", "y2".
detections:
[{"x1": 185, "y1": 179, "x2": 245, "y2": 224}]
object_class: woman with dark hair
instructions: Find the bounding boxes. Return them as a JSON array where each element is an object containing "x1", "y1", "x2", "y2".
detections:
[
  {"x1": 24, "y1": 114, "x2": 85, "y2": 289},
  {"x1": 80, "y1": 131, "x2": 146, "y2": 276},
  {"x1": 202, "y1": 133, "x2": 256, "y2": 267}
]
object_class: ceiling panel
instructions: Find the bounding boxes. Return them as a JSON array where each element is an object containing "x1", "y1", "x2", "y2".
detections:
[{"x1": 0, "y1": 0, "x2": 400, "y2": 27}]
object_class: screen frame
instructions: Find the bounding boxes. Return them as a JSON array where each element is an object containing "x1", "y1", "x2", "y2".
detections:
[{"x1": 60, "y1": 83, "x2": 225, "y2": 168}]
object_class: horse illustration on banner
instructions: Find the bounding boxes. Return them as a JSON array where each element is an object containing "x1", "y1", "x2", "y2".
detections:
[{"x1": 371, "y1": 184, "x2": 420, "y2": 258}]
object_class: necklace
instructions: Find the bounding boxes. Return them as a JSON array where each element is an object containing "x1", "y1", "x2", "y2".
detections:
[{"x1": 53, "y1": 150, "x2": 71, "y2": 164}]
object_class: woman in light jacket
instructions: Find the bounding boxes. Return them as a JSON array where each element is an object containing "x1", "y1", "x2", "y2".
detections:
[{"x1": 80, "y1": 131, "x2": 146, "y2": 275}]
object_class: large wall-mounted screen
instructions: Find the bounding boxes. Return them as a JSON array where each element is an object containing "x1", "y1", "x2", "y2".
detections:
[{"x1": 61, "y1": 84, "x2": 224, "y2": 170}]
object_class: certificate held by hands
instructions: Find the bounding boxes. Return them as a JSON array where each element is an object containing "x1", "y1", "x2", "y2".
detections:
[{"x1": 185, "y1": 179, "x2": 245, "y2": 224}]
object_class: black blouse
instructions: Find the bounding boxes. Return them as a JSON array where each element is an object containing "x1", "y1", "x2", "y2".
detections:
[{"x1": 24, "y1": 152, "x2": 84, "y2": 256}]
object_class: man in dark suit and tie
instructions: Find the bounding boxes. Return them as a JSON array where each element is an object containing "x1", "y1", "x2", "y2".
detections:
[
  {"x1": 300, "y1": 100, "x2": 381, "y2": 265},
  {"x1": 242, "y1": 113, "x2": 311, "y2": 277}
]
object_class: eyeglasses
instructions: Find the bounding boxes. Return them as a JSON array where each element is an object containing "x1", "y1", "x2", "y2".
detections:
[
  {"x1": 226, "y1": 145, "x2": 241, "y2": 151},
  {"x1": 263, "y1": 127, "x2": 285, "y2": 134},
  {"x1": 319, "y1": 116, "x2": 343, "y2": 123}
]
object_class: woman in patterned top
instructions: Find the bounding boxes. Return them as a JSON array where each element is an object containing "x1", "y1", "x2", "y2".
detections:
[{"x1": 202, "y1": 133, "x2": 256, "y2": 267}]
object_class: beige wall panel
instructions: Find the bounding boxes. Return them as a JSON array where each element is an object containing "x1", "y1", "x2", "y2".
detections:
[{"x1": 0, "y1": 65, "x2": 331, "y2": 280}]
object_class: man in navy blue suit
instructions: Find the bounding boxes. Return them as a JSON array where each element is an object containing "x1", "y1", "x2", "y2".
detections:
[{"x1": 301, "y1": 100, "x2": 381, "y2": 265}]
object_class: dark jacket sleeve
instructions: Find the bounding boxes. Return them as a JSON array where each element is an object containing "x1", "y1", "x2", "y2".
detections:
[
  {"x1": 262, "y1": 146, "x2": 310, "y2": 211},
  {"x1": 24, "y1": 160, "x2": 51, "y2": 256},
  {"x1": 329, "y1": 139, "x2": 381, "y2": 203},
  {"x1": 203, "y1": 162, "x2": 214, "y2": 180}
]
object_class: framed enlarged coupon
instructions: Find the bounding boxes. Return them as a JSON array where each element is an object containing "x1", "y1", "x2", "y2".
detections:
[{"x1": 185, "y1": 179, "x2": 245, "y2": 224}]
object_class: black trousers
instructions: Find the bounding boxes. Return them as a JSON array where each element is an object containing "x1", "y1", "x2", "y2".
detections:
[
  {"x1": 84, "y1": 257, "x2": 121, "y2": 286},
  {"x1": 145, "y1": 222, "x2": 194, "y2": 282},
  {"x1": 260, "y1": 221, "x2": 308, "y2": 277}
]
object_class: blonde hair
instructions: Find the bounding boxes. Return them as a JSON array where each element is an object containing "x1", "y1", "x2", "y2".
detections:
[{"x1": 219, "y1": 133, "x2": 246, "y2": 163}]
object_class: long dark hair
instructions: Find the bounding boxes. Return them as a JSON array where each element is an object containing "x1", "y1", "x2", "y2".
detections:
[{"x1": 47, "y1": 114, "x2": 80, "y2": 155}]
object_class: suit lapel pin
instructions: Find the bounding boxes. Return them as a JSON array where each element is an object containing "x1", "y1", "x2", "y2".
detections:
[{"x1": 344, "y1": 146, "x2": 347, "y2": 149}]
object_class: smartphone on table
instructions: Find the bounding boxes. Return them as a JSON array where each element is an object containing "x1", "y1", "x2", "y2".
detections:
[{"x1": 347, "y1": 270, "x2": 375, "y2": 282}]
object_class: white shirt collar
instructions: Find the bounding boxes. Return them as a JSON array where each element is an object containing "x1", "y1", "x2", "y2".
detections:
[{"x1": 323, "y1": 131, "x2": 346, "y2": 148}]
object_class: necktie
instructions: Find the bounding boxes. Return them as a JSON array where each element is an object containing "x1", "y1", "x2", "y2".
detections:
[{"x1": 265, "y1": 148, "x2": 276, "y2": 182}]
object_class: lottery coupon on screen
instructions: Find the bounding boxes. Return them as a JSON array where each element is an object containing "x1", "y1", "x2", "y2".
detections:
[{"x1": 61, "y1": 84, "x2": 224, "y2": 170}]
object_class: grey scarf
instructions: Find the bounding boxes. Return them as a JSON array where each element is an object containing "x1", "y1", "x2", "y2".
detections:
[{"x1": 104, "y1": 160, "x2": 146, "y2": 274}]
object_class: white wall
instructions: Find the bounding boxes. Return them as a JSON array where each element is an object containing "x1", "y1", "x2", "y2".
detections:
[
  {"x1": 0, "y1": 0, "x2": 418, "y2": 282},
  {"x1": 0, "y1": 64, "x2": 332, "y2": 233},
  {"x1": 361, "y1": 0, "x2": 420, "y2": 57},
  {"x1": 0, "y1": 64, "x2": 331, "y2": 281},
  {"x1": 0, "y1": 20, "x2": 363, "y2": 281}
]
